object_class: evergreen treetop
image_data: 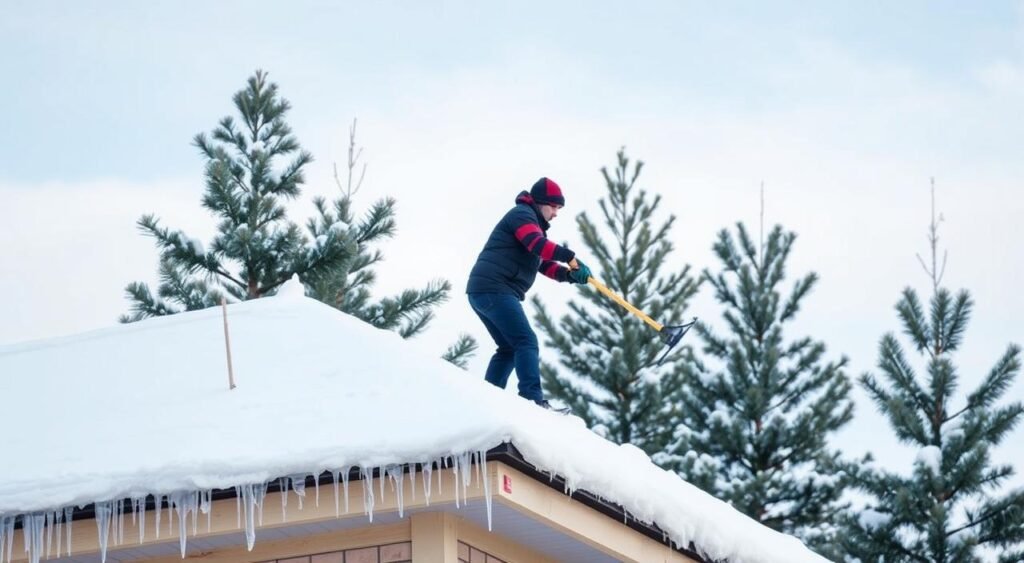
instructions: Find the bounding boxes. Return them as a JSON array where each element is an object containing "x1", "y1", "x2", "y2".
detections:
[
  {"x1": 303, "y1": 120, "x2": 453, "y2": 340},
  {"x1": 533, "y1": 148, "x2": 699, "y2": 457},
  {"x1": 842, "y1": 186, "x2": 1024, "y2": 562},
  {"x1": 676, "y1": 221, "x2": 854, "y2": 556},
  {"x1": 122, "y1": 70, "x2": 350, "y2": 321}
]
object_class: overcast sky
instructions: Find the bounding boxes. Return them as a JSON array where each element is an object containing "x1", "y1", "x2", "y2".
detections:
[{"x1": 3, "y1": 1, "x2": 1024, "y2": 488}]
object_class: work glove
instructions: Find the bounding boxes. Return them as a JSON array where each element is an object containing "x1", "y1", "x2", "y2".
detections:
[{"x1": 567, "y1": 258, "x2": 592, "y2": 284}]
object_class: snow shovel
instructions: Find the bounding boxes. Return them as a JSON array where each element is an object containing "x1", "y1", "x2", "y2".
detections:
[{"x1": 586, "y1": 277, "x2": 697, "y2": 366}]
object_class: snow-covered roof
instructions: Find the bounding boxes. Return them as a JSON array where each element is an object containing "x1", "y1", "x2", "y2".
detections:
[{"x1": 0, "y1": 281, "x2": 825, "y2": 563}]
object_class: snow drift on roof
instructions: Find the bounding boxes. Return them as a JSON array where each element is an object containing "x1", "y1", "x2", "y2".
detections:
[{"x1": 0, "y1": 282, "x2": 825, "y2": 563}]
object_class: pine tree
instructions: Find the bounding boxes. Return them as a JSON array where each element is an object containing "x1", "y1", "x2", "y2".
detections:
[
  {"x1": 303, "y1": 120, "x2": 458, "y2": 341},
  {"x1": 842, "y1": 186, "x2": 1024, "y2": 562},
  {"x1": 675, "y1": 221, "x2": 854, "y2": 555},
  {"x1": 533, "y1": 149, "x2": 700, "y2": 457},
  {"x1": 303, "y1": 122, "x2": 477, "y2": 365},
  {"x1": 122, "y1": 70, "x2": 352, "y2": 321},
  {"x1": 121, "y1": 74, "x2": 472, "y2": 364}
]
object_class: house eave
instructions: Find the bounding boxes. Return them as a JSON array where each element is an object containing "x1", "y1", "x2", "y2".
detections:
[{"x1": 13, "y1": 442, "x2": 708, "y2": 562}]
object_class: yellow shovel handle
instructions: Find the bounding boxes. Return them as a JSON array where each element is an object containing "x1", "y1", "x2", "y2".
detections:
[{"x1": 586, "y1": 277, "x2": 664, "y2": 332}]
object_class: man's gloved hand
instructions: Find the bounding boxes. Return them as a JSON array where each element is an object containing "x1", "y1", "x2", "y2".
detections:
[{"x1": 568, "y1": 259, "x2": 592, "y2": 284}]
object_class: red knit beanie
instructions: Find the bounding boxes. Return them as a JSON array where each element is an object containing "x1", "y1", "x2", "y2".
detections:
[{"x1": 530, "y1": 177, "x2": 565, "y2": 207}]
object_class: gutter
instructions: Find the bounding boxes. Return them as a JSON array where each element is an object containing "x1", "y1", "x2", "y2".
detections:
[
  {"x1": 13, "y1": 443, "x2": 709, "y2": 562},
  {"x1": 486, "y1": 442, "x2": 709, "y2": 563}
]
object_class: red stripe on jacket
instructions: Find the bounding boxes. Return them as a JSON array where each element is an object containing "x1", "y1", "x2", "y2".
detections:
[
  {"x1": 540, "y1": 240, "x2": 556, "y2": 260},
  {"x1": 541, "y1": 262, "x2": 561, "y2": 279},
  {"x1": 515, "y1": 223, "x2": 542, "y2": 241}
]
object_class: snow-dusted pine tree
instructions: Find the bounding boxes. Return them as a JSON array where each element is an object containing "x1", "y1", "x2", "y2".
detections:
[
  {"x1": 841, "y1": 188, "x2": 1024, "y2": 562},
  {"x1": 122, "y1": 72, "x2": 466, "y2": 359},
  {"x1": 674, "y1": 222, "x2": 854, "y2": 556},
  {"x1": 122, "y1": 70, "x2": 350, "y2": 321},
  {"x1": 303, "y1": 120, "x2": 459, "y2": 342},
  {"x1": 532, "y1": 149, "x2": 700, "y2": 457}
]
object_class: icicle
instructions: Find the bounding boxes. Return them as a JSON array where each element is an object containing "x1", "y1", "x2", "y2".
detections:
[
  {"x1": 257, "y1": 482, "x2": 267, "y2": 526},
  {"x1": 117, "y1": 498, "x2": 126, "y2": 545},
  {"x1": 313, "y1": 472, "x2": 321, "y2": 507},
  {"x1": 155, "y1": 494, "x2": 163, "y2": 539},
  {"x1": 422, "y1": 461, "x2": 433, "y2": 506},
  {"x1": 409, "y1": 463, "x2": 418, "y2": 502},
  {"x1": 437, "y1": 457, "x2": 445, "y2": 496},
  {"x1": 166, "y1": 497, "x2": 173, "y2": 536},
  {"x1": 54, "y1": 508, "x2": 64, "y2": 557},
  {"x1": 279, "y1": 477, "x2": 290, "y2": 522},
  {"x1": 0, "y1": 516, "x2": 5, "y2": 563},
  {"x1": 191, "y1": 496, "x2": 198, "y2": 536},
  {"x1": 95, "y1": 501, "x2": 112, "y2": 563},
  {"x1": 452, "y1": 457, "x2": 460, "y2": 508},
  {"x1": 64, "y1": 506, "x2": 74, "y2": 556},
  {"x1": 478, "y1": 451, "x2": 492, "y2": 530},
  {"x1": 332, "y1": 470, "x2": 340, "y2": 517},
  {"x1": 169, "y1": 491, "x2": 199, "y2": 557},
  {"x1": 386, "y1": 466, "x2": 405, "y2": 518},
  {"x1": 462, "y1": 453, "x2": 472, "y2": 500},
  {"x1": 111, "y1": 501, "x2": 119, "y2": 547},
  {"x1": 2, "y1": 515, "x2": 15, "y2": 563},
  {"x1": 290, "y1": 475, "x2": 306, "y2": 510},
  {"x1": 341, "y1": 468, "x2": 351, "y2": 514},
  {"x1": 8, "y1": 515, "x2": 16, "y2": 563},
  {"x1": 378, "y1": 466, "x2": 386, "y2": 502},
  {"x1": 133, "y1": 497, "x2": 146, "y2": 544},
  {"x1": 361, "y1": 467, "x2": 375, "y2": 522},
  {"x1": 44, "y1": 511, "x2": 53, "y2": 558},
  {"x1": 240, "y1": 484, "x2": 258, "y2": 551},
  {"x1": 21, "y1": 513, "x2": 44, "y2": 563},
  {"x1": 459, "y1": 452, "x2": 472, "y2": 495},
  {"x1": 199, "y1": 490, "x2": 212, "y2": 533}
]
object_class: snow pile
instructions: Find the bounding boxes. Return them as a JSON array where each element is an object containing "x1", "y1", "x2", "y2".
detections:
[
  {"x1": 275, "y1": 274, "x2": 307, "y2": 300},
  {"x1": 0, "y1": 295, "x2": 826, "y2": 563}
]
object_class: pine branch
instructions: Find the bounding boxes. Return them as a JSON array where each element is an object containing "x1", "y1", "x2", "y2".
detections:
[
  {"x1": 120, "y1": 281, "x2": 179, "y2": 322},
  {"x1": 962, "y1": 345, "x2": 1021, "y2": 415},
  {"x1": 442, "y1": 334, "x2": 478, "y2": 369}
]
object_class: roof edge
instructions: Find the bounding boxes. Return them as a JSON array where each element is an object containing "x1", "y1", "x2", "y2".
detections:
[
  {"x1": 487, "y1": 442, "x2": 708, "y2": 562},
  {"x1": 11, "y1": 445, "x2": 708, "y2": 562}
]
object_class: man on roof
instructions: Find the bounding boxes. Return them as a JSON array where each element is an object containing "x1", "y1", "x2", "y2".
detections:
[{"x1": 466, "y1": 177, "x2": 592, "y2": 411}]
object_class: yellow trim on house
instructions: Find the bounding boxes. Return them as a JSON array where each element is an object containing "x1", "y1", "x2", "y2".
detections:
[
  {"x1": 135, "y1": 521, "x2": 410, "y2": 563},
  {"x1": 492, "y1": 463, "x2": 695, "y2": 563}
]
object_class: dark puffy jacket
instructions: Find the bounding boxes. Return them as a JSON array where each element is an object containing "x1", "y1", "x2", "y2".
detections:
[{"x1": 466, "y1": 191, "x2": 575, "y2": 300}]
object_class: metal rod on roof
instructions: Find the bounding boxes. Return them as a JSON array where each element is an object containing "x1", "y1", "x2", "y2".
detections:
[{"x1": 221, "y1": 296, "x2": 237, "y2": 390}]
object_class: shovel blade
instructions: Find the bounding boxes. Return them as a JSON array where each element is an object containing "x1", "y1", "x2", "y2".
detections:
[{"x1": 656, "y1": 318, "x2": 698, "y2": 365}]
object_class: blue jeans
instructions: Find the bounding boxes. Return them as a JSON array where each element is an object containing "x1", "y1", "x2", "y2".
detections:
[{"x1": 468, "y1": 293, "x2": 543, "y2": 402}]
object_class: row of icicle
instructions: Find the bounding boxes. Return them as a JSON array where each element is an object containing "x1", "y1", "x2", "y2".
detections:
[{"x1": 0, "y1": 451, "x2": 491, "y2": 563}]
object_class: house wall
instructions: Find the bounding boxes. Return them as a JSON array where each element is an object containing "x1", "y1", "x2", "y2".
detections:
[
  {"x1": 132, "y1": 514, "x2": 552, "y2": 563},
  {"x1": 258, "y1": 539, "x2": 411, "y2": 563}
]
